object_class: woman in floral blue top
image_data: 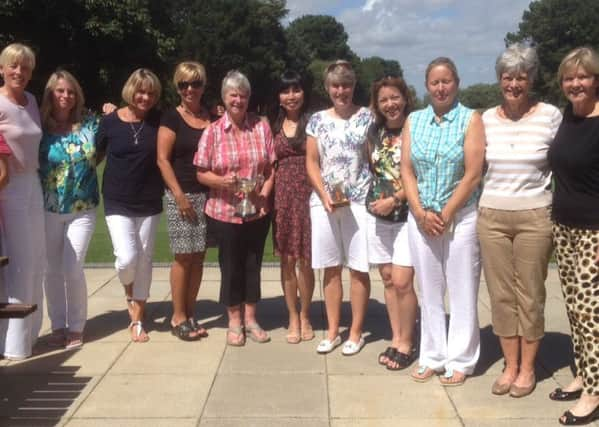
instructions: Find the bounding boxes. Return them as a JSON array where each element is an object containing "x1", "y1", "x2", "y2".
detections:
[{"x1": 39, "y1": 70, "x2": 99, "y2": 350}]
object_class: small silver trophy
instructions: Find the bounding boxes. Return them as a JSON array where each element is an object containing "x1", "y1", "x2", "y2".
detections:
[{"x1": 234, "y1": 174, "x2": 264, "y2": 218}]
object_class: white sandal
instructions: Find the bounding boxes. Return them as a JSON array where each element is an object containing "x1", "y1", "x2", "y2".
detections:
[{"x1": 129, "y1": 321, "x2": 149, "y2": 343}]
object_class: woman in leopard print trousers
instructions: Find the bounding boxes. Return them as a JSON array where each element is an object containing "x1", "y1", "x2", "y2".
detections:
[{"x1": 547, "y1": 47, "x2": 599, "y2": 426}]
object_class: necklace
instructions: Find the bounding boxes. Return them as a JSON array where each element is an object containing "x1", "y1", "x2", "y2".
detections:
[
  {"x1": 179, "y1": 104, "x2": 202, "y2": 118},
  {"x1": 129, "y1": 120, "x2": 145, "y2": 145}
]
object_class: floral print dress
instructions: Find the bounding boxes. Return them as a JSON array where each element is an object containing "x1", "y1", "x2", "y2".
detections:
[
  {"x1": 39, "y1": 115, "x2": 100, "y2": 214},
  {"x1": 367, "y1": 125, "x2": 408, "y2": 222}
]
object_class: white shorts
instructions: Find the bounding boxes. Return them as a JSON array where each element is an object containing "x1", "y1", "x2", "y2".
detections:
[
  {"x1": 367, "y1": 214, "x2": 412, "y2": 267},
  {"x1": 310, "y1": 202, "x2": 369, "y2": 272}
]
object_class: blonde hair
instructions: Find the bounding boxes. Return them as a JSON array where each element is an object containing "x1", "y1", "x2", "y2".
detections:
[
  {"x1": 323, "y1": 59, "x2": 356, "y2": 88},
  {"x1": 121, "y1": 68, "x2": 162, "y2": 106},
  {"x1": 173, "y1": 61, "x2": 206, "y2": 87},
  {"x1": 558, "y1": 47, "x2": 599, "y2": 94},
  {"x1": 0, "y1": 43, "x2": 36, "y2": 70},
  {"x1": 40, "y1": 70, "x2": 85, "y2": 131}
]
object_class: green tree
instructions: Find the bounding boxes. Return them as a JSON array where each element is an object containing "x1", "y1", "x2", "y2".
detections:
[
  {"x1": 506, "y1": 0, "x2": 599, "y2": 104},
  {"x1": 355, "y1": 56, "x2": 403, "y2": 105},
  {"x1": 0, "y1": 0, "x2": 176, "y2": 108},
  {"x1": 176, "y1": 0, "x2": 288, "y2": 111},
  {"x1": 459, "y1": 83, "x2": 503, "y2": 110},
  {"x1": 285, "y1": 15, "x2": 356, "y2": 62}
]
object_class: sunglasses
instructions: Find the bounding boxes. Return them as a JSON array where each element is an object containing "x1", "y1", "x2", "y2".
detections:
[
  {"x1": 177, "y1": 80, "x2": 204, "y2": 90},
  {"x1": 326, "y1": 60, "x2": 353, "y2": 74}
]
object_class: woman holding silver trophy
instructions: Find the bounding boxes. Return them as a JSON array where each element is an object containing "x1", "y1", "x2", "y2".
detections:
[
  {"x1": 305, "y1": 60, "x2": 373, "y2": 356},
  {"x1": 194, "y1": 70, "x2": 275, "y2": 347}
]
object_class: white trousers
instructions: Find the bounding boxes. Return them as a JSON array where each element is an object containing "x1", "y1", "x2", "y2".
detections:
[
  {"x1": 105, "y1": 214, "x2": 160, "y2": 301},
  {"x1": 0, "y1": 173, "x2": 45, "y2": 359},
  {"x1": 44, "y1": 210, "x2": 96, "y2": 333},
  {"x1": 408, "y1": 205, "x2": 481, "y2": 374}
]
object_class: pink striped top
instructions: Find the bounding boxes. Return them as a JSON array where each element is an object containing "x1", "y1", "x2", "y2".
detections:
[{"x1": 194, "y1": 112, "x2": 275, "y2": 224}]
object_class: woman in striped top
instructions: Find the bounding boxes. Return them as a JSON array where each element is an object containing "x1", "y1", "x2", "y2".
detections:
[{"x1": 477, "y1": 44, "x2": 562, "y2": 398}]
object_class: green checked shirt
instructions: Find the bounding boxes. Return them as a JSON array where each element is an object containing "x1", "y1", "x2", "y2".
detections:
[{"x1": 409, "y1": 102, "x2": 479, "y2": 213}]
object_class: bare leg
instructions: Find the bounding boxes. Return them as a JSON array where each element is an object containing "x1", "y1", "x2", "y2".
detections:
[
  {"x1": 349, "y1": 268, "x2": 370, "y2": 343},
  {"x1": 226, "y1": 304, "x2": 244, "y2": 345},
  {"x1": 297, "y1": 258, "x2": 315, "y2": 338},
  {"x1": 244, "y1": 302, "x2": 269, "y2": 341},
  {"x1": 281, "y1": 256, "x2": 300, "y2": 339},
  {"x1": 185, "y1": 251, "x2": 205, "y2": 319},
  {"x1": 512, "y1": 337, "x2": 539, "y2": 388},
  {"x1": 323, "y1": 266, "x2": 343, "y2": 341},
  {"x1": 379, "y1": 263, "x2": 400, "y2": 364},
  {"x1": 392, "y1": 265, "x2": 417, "y2": 355},
  {"x1": 170, "y1": 254, "x2": 192, "y2": 326},
  {"x1": 496, "y1": 336, "x2": 519, "y2": 386}
]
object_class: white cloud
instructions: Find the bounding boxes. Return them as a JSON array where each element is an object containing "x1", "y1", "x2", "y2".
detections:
[{"x1": 286, "y1": 0, "x2": 533, "y2": 95}]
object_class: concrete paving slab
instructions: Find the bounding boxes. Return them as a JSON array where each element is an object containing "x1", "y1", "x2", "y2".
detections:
[
  {"x1": 331, "y1": 419, "x2": 463, "y2": 427},
  {"x1": 218, "y1": 340, "x2": 324, "y2": 375},
  {"x1": 200, "y1": 418, "x2": 329, "y2": 427},
  {"x1": 203, "y1": 373, "x2": 327, "y2": 418},
  {"x1": 445, "y1": 373, "x2": 564, "y2": 420},
  {"x1": 109, "y1": 340, "x2": 223, "y2": 375},
  {"x1": 328, "y1": 375, "x2": 456, "y2": 419},
  {"x1": 73, "y1": 374, "x2": 212, "y2": 419},
  {"x1": 66, "y1": 418, "x2": 197, "y2": 426},
  {"x1": 1, "y1": 342, "x2": 124, "y2": 376}
]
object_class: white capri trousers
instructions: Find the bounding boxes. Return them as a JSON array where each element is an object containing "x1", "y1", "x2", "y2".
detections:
[
  {"x1": 408, "y1": 204, "x2": 481, "y2": 375},
  {"x1": 0, "y1": 173, "x2": 45, "y2": 359},
  {"x1": 105, "y1": 214, "x2": 160, "y2": 301},
  {"x1": 310, "y1": 202, "x2": 369, "y2": 273},
  {"x1": 44, "y1": 209, "x2": 97, "y2": 333},
  {"x1": 367, "y1": 214, "x2": 412, "y2": 267}
]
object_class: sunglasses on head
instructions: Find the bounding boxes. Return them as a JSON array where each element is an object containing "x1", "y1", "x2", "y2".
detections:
[
  {"x1": 326, "y1": 60, "x2": 353, "y2": 74},
  {"x1": 177, "y1": 80, "x2": 203, "y2": 90}
]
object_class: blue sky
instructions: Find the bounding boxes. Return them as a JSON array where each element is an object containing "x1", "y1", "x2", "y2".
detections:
[{"x1": 285, "y1": 0, "x2": 534, "y2": 95}]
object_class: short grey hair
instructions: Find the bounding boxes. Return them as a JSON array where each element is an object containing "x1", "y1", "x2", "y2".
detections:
[
  {"x1": 495, "y1": 43, "x2": 539, "y2": 84},
  {"x1": 221, "y1": 70, "x2": 251, "y2": 99}
]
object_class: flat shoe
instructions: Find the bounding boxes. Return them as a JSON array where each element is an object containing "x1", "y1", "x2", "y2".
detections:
[
  {"x1": 491, "y1": 379, "x2": 512, "y2": 395},
  {"x1": 129, "y1": 321, "x2": 149, "y2": 343},
  {"x1": 411, "y1": 365, "x2": 437, "y2": 382},
  {"x1": 65, "y1": 332, "x2": 83, "y2": 350},
  {"x1": 509, "y1": 380, "x2": 536, "y2": 398},
  {"x1": 550, "y1": 388, "x2": 583, "y2": 402},
  {"x1": 342, "y1": 337, "x2": 365, "y2": 356},
  {"x1": 316, "y1": 336, "x2": 342, "y2": 354},
  {"x1": 559, "y1": 406, "x2": 599, "y2": 425}
]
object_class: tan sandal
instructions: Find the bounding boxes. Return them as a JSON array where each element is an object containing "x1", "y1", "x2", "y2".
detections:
[
  {"x1": 411, "y1": 365, "x2": 437, "y2": 383},
  {"x1": 286, "y1": 329, "x2": 301, "y2": 344},
  {"x1": 301, "y1": 323, "x2": 315, "y2": 341},
  {"x1": 439, "y1": 369, "x2": 466, "y2": 387},
  {"x1": 226, "y1": 326, "x2": 245, "y2": 346}
]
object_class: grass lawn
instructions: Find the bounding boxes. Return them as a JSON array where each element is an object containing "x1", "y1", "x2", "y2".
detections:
[{"x1": 85, "y1": 164, "x2": 276, "y2": 264}]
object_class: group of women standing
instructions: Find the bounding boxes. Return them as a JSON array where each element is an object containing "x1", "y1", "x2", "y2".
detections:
[{"x1": 0, "y1": 40, "x2": 598, "y2": 425}]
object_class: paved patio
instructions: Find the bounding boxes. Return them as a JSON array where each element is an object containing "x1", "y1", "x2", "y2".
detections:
[{"x1": 0, "y1": 265, "x2": 594, "y2": 426}]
